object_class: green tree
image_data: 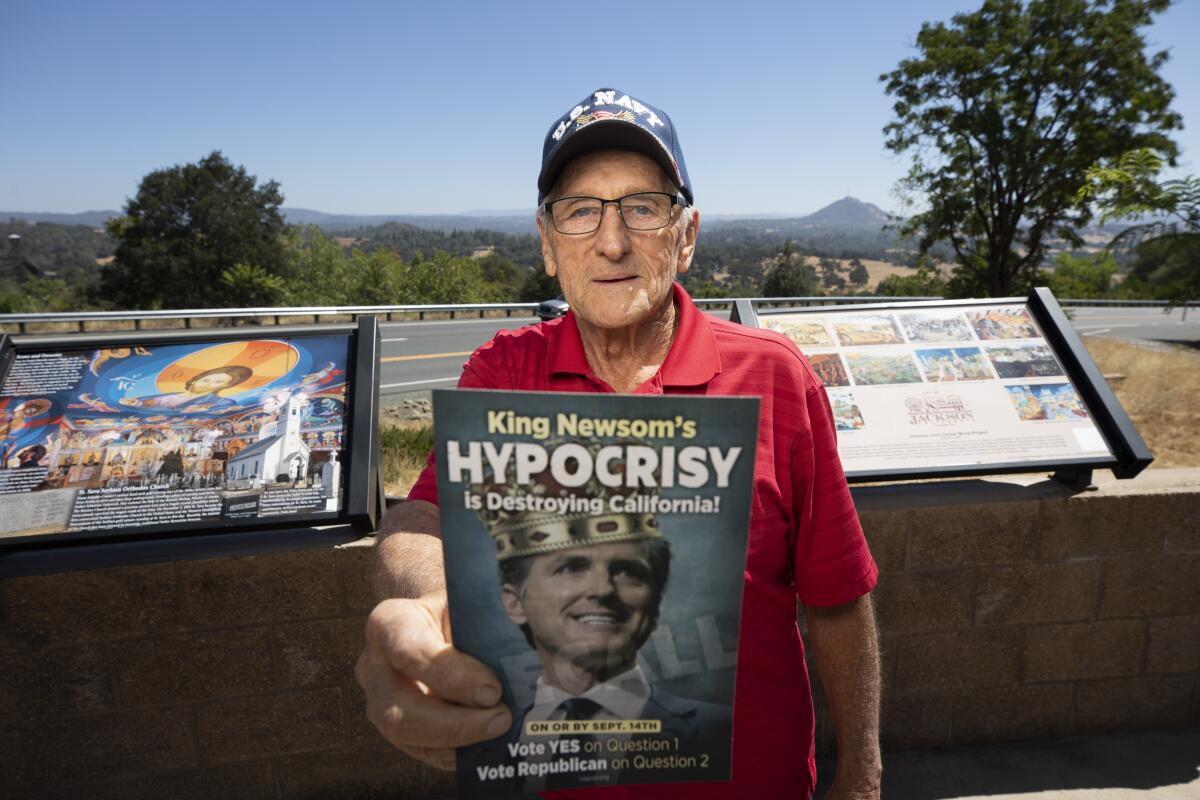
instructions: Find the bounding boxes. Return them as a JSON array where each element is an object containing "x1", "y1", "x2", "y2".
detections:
[
  {"x1": 101, "y1": 151, "x2": 287, "y2": 309},
  {"x1": 848, "y1": 259, "x2": 870, "y2": 287},
  {"x1": 475, "y1": 253, "x2": 523, "y2": 296},
  {"x1": 1, "y1": 220, "x2": 115, "y2": 292},
  {"x1": 281, "y1": 225, "x2": 358, "y2": 305},
  {"x1": 0, "y1": 276, "x2": 77, "y2": 312},
  {"x1": 518, "y1": 269, "x2": 561, "y2": 303},
  {"x1": 400, "y1": 251, "x2": 501, "y2": 304},
  {"x1": 875, "y1": 266, "x2": 947, "y2": 297},
  {"x1": 1078, "y1": 149, "x2": 1197, "y2": 226},
  {"x1": 680, "y1": 278, "x2": 730, "y2": 299},
  {"x1": 1127, "y1": 234, "x2": 1200, "y2": 306},
  {"x1": 349, "y1": 249, "x2": 407, "y2": 305},
  {"x1": 763, "y1": 242, "x2": 818, "y2": 297},
  {"x1": 219, "y1": 263, "x2": 286, "y2": 307},
  {"x1": 1077, "y1": 148, "x2": 1200, "y2": 306},
  {"x1": 881, "y1": 0, "x2": 1180, "y2": 297},
  {"x1": 1042, "y1": 253, "x2": 1117, "y2": 299}
]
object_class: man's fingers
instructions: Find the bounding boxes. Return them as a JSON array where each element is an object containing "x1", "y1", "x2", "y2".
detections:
[
  {"x1": 365, "y1": 598, "x2": 502, "y2": 708},
  {"x1": 397, "y1": 744, "x2": 457, "y2": 772},
  {"x1": 361, "y1": 660, "x2": 513, "y2": 751}
]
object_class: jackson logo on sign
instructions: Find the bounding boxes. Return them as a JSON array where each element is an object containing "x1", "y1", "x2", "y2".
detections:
[{"x1": 905, "y1": 395, "x2": 975, "y2": 426}]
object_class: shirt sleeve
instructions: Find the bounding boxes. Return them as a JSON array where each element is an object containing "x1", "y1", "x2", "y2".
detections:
[
  {"x1": 403, "y1": 344, "x2": 506, "y2": 505},
  {"x1": 790, "y1": 377, "x2": 878, "y2": 606}
]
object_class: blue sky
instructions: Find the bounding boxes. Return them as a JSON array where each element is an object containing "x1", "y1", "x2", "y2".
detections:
[{"x1": 2, "y1": 0, "x2": 1197, "y2": 216}]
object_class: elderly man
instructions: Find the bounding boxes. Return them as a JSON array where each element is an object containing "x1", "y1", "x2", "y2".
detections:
[{"x1": 357, "y1": 88, "x2": 881, "y2": 799}]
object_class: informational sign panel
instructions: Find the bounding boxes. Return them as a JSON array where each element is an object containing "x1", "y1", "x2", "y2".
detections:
[
  {"x1": 735, "y1": 290, "x2": 1151, "y2": 483},
  {"x1": 0, "y1": 321, "x2": 381, "y2": 546}
]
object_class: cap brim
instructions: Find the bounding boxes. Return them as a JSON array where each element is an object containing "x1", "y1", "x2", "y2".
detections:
[{"x1": 538, "y1": 121, "x2": 686, "y2": 203}]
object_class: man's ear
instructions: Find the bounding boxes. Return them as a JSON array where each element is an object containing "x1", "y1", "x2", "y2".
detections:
[
  {"x1": 501, "y1": 583, "x2": 527, "y2": 626},
  {"x1": 535, "y1": 213, "x2": 559, "y2": 278},
  {"x1": 676, "y1": 208, "x2": 700, "y2": 277}
]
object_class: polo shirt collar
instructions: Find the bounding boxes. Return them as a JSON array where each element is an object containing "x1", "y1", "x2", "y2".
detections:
[
  {"x1": 547, "y1": 282, "x2": 721, "y2": 388},
  {"x1": 548, "y1": 307, "x2": 590, "y2": 376},
  {"x1": 660, "y1": 282, "x2": 721, "y2": 387}
]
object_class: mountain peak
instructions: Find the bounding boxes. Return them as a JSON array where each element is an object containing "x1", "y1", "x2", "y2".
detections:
[{"x1": 803, "y1": 197, "x2": 890, "y2": 227}]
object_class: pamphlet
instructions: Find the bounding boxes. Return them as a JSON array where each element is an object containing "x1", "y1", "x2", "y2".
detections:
[{"x1": 433, "y1": 389, "x2": 757, "y2": 796}]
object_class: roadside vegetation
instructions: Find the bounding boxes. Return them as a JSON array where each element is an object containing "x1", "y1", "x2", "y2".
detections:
[
  {"x1": 381, "y1": 421, "x2": 435, "y2": 497},
  {"x1": 1083, "y1": 336, "x2": 1200, "y2": 469}
]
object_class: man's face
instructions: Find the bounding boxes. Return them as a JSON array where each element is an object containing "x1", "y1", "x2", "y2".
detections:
[
  {"x1": 502, "y1": 541, "x2": 659, "y2": 673},
  {"x1": 190, "y1": 372, "x2": 235, "y2": 394},
  {"x1": 536, "y1": 150, "x2": 698, "y2": 332}
]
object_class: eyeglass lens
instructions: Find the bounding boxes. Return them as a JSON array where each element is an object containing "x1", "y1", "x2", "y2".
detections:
[{"x1": 552, "y1": 193, "x2": 675, "y2": 234}]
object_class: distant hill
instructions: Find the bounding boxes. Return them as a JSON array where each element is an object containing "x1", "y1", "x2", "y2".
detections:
[
  {"x1": 282, "y1": 208, "x2": 537, "y2": 235},
  {"x1": 2, "y1": 196, "x2": 900, "y2": 239},
  {"x1": 1, "y1": 219, "x2": 116, "y2": 285},
  {"x1": 1, "y1": 210, "x2": 119, "y2": 227},
  {"x1": 801, "y1": 197, "x2": 892, "y2": 228},
  {"x1": 284, "y1": 197, "x2": 897, "y2": 235}
]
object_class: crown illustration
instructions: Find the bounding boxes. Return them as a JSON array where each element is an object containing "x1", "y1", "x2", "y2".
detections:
[{"x1": 471, "y1": 439, "x2": 662, "y2": 561}]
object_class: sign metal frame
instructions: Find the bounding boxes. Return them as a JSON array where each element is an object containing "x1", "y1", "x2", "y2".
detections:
[
  {"x1": 734, "y1": 289, "x2": 1152, "y2": 485},
  {"x1": 0, "y1": 319, "x2": 382, "y2": 558}
]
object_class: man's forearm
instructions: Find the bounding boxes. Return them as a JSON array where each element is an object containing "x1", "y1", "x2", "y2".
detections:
[
  {"x1": 373, "y1": 498, "x2": 446, "y2": 600},
  {"x1": 805, "y1": 593, "x2": 882, "y2": 795}
]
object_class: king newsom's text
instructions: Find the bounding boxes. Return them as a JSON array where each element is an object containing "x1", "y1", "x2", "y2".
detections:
[{"x1": 486, "y1": 411, "x2": 698, "y2": 441}]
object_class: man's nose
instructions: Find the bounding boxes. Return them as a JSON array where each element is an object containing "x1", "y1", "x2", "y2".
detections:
[
  {"x1": 583, "y1": 563, "x2": 618, "y2": 596},
  {"x1": 594, "y1": 202, "x2": 631, "y2": 260}
]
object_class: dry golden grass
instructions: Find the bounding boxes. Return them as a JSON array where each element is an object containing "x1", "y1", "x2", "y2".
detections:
[
  {"x1": 381, "y1": 419, "x2": 434, "y2": 497},
  {"x1": 1083, "y1": 337, "x2": 1200, "y2": 468},
  {"x1": 802, "y1": 257, "x2": 951, "y2": 291}
]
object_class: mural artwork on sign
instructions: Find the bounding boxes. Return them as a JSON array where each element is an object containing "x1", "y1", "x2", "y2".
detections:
[{"x1": 0, "y1": 335, "x2": 352, "y2": 540}]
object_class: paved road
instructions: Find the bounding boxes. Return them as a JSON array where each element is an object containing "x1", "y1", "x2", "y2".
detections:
[
  {"x1": 1068, "y1": 306, "x2": 1200, "y2": 344},
  {"x1": 378, "y1": 316, "x2": 534, "y2": 394},
  {"x1": 378, "y1": 306, "x2": 1200, "y2": 398}
]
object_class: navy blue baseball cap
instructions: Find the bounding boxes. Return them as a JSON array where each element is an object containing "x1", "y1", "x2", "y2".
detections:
[{"x1": 538, "y1": 88, "x2": 693, "y2": 206}]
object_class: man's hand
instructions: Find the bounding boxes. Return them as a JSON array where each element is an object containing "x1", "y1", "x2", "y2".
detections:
[
  {"x1": 356, "y1": 591, "x2": 513, "y2": 770},
  {"x1": 361, "y1": 498, "x2": 515, "y2": 769}
]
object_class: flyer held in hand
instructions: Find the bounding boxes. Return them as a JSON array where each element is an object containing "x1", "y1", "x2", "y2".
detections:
[{"x1": 433, "y1": 389, "x2": 758, "y2": 796}]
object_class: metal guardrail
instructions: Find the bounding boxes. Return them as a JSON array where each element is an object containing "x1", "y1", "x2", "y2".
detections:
[
  {"x1": 0, "y1": 297, "x2": 939, "y2": 334},
  {"x1": 691, "y1": 296, "x2": 941, "y2": 308},
  {"x1": 1044, "y1": 298, "x2": 1198, "y2": 308},
  {"x1": 0, "y1": 296, "x2": 1191, "y2": 335},
  {"x1": 0, "y1": 302, "x2": 542, "y2": 334}
]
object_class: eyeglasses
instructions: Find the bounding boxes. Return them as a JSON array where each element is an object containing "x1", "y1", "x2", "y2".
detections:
[{"x1": 544, "y1": 192, "x2": 684, "y2": 235}]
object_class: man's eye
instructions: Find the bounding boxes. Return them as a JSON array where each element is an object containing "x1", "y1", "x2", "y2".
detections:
[
  {"x1": 611, "y1": 562, "x2": 651, "y2": 583},
  {"x1": 568, "y1": 207, "x2": 596, "y2": 219}
]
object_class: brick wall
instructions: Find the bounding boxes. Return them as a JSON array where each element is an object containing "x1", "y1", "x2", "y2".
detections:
[
  {"x1": 845, "y1": 468, "x2": 1200, "y2": 753},
  {"x1": 3, "y1": 469, "x2": 1198, "y2": 799}
]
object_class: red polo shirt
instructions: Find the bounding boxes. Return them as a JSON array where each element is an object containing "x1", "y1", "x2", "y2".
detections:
[{"x1": 407, "y1": 283, "x2": 877, "y2": 799}]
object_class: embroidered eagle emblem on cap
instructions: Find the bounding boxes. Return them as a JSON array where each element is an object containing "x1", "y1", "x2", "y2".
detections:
[{"x1": 574, "y1": 109, "x2": 636, "y2": 129}]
